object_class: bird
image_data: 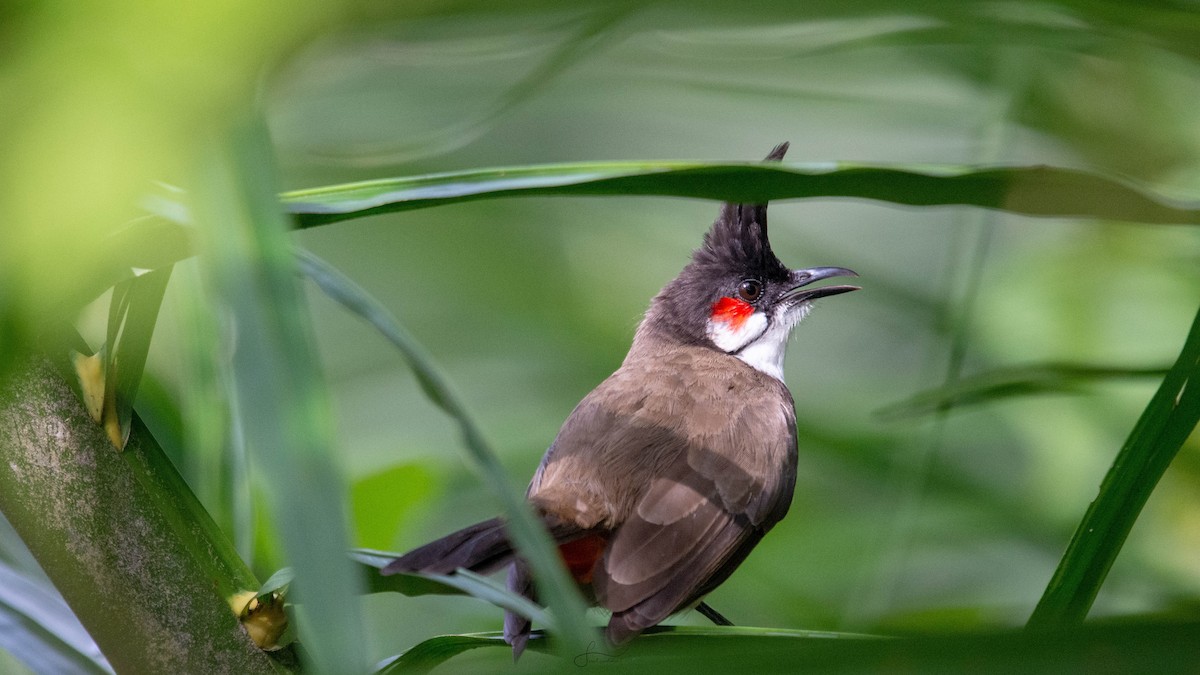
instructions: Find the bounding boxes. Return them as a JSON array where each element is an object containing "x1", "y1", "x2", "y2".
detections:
[{"x1": 382, "y1": 142, "x2": 858, "y2": 657}]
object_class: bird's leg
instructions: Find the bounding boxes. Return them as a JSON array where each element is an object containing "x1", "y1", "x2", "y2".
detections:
[{"x1": 695, "y1": 602, "x2": 734, "y2": 626}]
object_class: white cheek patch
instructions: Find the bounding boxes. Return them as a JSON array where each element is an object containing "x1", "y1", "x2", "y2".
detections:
[
  {"x1": 735, "y1": 312, "x2": 795, "y2": 381},
  {"x1": 710, "y1": 303, "x2": 813, "y2": 382},
  {"x1": 707, "y1": 311, "x2": 768, "y2": 355}
]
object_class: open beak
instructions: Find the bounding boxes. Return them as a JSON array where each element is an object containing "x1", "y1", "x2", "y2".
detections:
[{"x1": 780, "y1": 266, "x2": 860, "y2": 303}]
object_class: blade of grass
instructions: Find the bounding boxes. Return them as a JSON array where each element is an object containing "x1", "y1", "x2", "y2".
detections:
[
  {"x1": 175, "y1": 266, "x2": 255, "y2": 564},
  {"x1": 258, "y1": 567, "x2": 294, "y2": 597},
  {"x1": 349, "y1": 551, "x2": 550, "y2": 627},
  {"x1": 351, "y1": 550, "x2": 469, "y2": 598},
  {"x1": 283, "y1": 161, "x2": 1200, "y2": 227},
  {"x1": 103, "y1": 266, "x2": 173, "y2": 449},
  {"x1": 250, "y1": 559, "x2": 519, "y2": 650},
  {"x1": 191, "y1": 121, "x2": 367, "y2": 673},
  {"x1": 297, "y1": 249, "x2": 595, "y2": 658},
  {"x1": 376, "y1": 633, "x2": 521, "y2": 675},
  {"x1": 376, "y1": 626, "x2": 866, "y2": 674},
  {"x1": 376, "y1": 619, "x2": 1200, "y2": 675},
  {"x1": 1027, "y1": 303, "x2": 1200, "y2": 628},
  {"x1": 0, "y1": 561, "x2": 113, "y2": 675},
  {"x1": 410, "y1": 570, "x2": 553, "y2": 629},
  {"x1": 94, "y1": 160, "x2": 1199, "y2": 310},
  {"x1": 876, "y1": 362, "x2": 1171, "y2": 420}
]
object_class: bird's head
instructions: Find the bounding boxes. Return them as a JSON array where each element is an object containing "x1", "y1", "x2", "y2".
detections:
[{"x1": 644, "y1": 142, "x2": 859, "y2": 380}]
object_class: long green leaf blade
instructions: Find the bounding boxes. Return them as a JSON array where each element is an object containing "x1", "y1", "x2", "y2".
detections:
[
  {"x1": 376, "y1": 633, "x2": 518, "y2": 675},
  {"x1": 283, "y1": 161, "x2": 1200, "y2": 227},
  {"x1": 192, "y1": 122, "x2": 367, "y2": 673},
  {"x1": 0, "y1": 562, "x2": 112, "y2": 675},
  {"x1": 106, "y1": 266, "x2": 173, "y2": 448},
  {"x1": 94, "y1": 160, "x2": 1199, "y2": 312},
  {"x1": 1028, "y1": 303, "x2": 1200, "y2": 628},
  {"x1": 376, "y1": 620, "x2": 1200, "y2": 674},
  {"x1": 876, "y1": 362, "x2": 1171, "y2": 420},
  {"x1": 351, "y1": 550, "x2": 468, "y2": 598},
  {"x1": 349, "y1": 551, "x2": 551, "y2": 627},
  {"x1": 298, "y1": 250, "x2": 596, "y2": 658}
]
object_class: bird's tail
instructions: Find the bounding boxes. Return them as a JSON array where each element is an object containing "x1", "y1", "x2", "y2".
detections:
[
  {"x1": 381, "y1": 515, "x2": 597, "y2": 660},
  {"x1": 382, "y1": 519, "x2": 535, "y2": 658},
  {"x1": 381, "y1": 516, "x2": 515, "y2": 576}
]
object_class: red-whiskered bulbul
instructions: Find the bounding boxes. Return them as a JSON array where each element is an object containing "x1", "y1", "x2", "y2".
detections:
[{"x1": 383, "y1": 142, "x2": 858, "y2": 657}]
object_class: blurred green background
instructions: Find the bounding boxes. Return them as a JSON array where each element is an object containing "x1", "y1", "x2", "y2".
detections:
[{"x1": 3, "y1": 1, "x2": 1200, "y2": 670}]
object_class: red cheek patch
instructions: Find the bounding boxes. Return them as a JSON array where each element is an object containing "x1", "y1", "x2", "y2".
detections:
[{"x1": 711, "y1": 296, "x2": 754, "y2": 329}]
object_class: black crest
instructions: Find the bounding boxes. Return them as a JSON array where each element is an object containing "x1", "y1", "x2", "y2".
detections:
[
  {"x1": 643, "y1": 143, "x2": 793, "y2": 345},
  {"x1": 691, "y1": 142, "x2": 790, "y2": 281}
]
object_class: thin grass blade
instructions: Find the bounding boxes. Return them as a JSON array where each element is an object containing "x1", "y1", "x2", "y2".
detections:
[
  {"x1": 191, "y1": 121, "x2": 367, "y2": 673},
  {"x1": 298, "y1": 249, "x2": 596, "y2": 657},
  {"x1": 0, "y1": 562, "x2": 113, "y2": 675},
  {"x1": 94, "y1": 160, "x2": 1200, "y2": 312},
  {"x1": 876, "y1": 362, "x2": 1171, "y2": 420},
  {"x1": 375, "y1": 633, "x2": 517, "y2": 675},
  {"x1": 351, "y1": 549, "x2": 466, "y2": 597},
  {"x1": 105, "y1": 266, "x2": 173, "y2": 448},
  {"x1": 1028, "y1": 304, "x2": 1200, "y2": 628},
  {"x1": 376, "y1": 619, "x2": 1200, "y2": 674},
  {"x1": 284, "y1": 161, "x2": 1200, "y2": 227}
]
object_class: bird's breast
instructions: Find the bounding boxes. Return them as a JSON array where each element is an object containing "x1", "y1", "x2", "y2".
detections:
[{"x1": 529, "y1": 345, "x2": 796, "y2": 529}]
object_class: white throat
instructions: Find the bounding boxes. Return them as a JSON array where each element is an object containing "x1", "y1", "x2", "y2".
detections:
[{"x1": 706, "y1": 303, "x2": 811, "y2": 381}]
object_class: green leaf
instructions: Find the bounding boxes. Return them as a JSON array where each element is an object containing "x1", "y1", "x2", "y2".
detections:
[
  {"x1": 351, "y1": 551, "x2": 551, "y2": 628},
  {"x1": 0, "y1": 561, "x2": 112, "y2": 675},
  {"x1": 191, "y1": 121, "x2": 367, "y2": 673},
  {"x1": 351, "y1": 550, "x2": 462, "y2": 597},
  {"x1": 1028, "y1": 303, "x2": 1200, "y2": 628},
  {"x1": 80, "y1": 265, "x2": 174, "y2": 450},
  {"x1": 258, "y1": 567, "x2": 294, "y2": 597},
  {"x1": 171, "y1": 270, "x2": 254, "y2": 563},
  {"x1": 413, "y1": 570, "x2": 553, "y2": 629},
  {"x1": 377, "y1": 619, "x2": 1200, "y2": 674},
  {"x1": 93, "y1": 160, "x2": 1200, "y2": 314},
  {"x1": 376, "y1": 633, "x2": 520, "y2": 675},
  {"x1": 297, "y1": 249, "x2": 596, "y2": 658},
  {"x1": 876, "y1": 362, "x2": 1171, "y2": 420},
  {"x1": 110, "y1": 267, "x2": 173, "y2": 449},
  {"x1": 283, "y1": 161, "x2": 1200, "y2": 227}
]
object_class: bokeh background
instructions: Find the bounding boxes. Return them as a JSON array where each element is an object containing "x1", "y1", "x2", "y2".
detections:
[{"x1": 3, "y1": 1, "x2": 1200, "y2": 670}]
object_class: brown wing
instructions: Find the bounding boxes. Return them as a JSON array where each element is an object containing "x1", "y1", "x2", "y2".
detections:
[
  {"x1": 593, "y1": 378, "x2": 798, "y2": 643},
  {"x1": 526, "y1": 343, "x2": 798, "y2": 642}
]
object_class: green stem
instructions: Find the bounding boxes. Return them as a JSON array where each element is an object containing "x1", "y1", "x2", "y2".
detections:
[
  {"x1": 0, "y1": 356, "x2": 278, "y2": 673},
  {"x1": 1028, "y1": 303, "x2": 1200, "y2": 628}
]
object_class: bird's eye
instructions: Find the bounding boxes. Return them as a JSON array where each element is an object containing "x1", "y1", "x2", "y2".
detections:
[{"x1": 737, "y1": 279, "x2": 763, "y2": 303}]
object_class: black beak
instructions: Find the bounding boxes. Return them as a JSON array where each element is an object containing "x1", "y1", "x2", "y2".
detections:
[{"x1": 780, "y1": 266, "x2": 860, "y2": 303}]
